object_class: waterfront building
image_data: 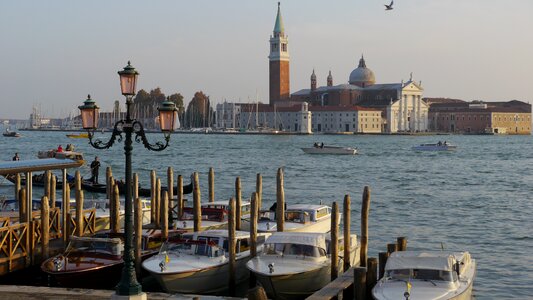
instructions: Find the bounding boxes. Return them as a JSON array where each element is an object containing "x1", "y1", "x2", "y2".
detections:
[
  {"x1": 215, "y1": 101, "x2": 241, "y2": 129},
  {"x1": 427, "y1": 99, "x2": 531, "y2": 134}
]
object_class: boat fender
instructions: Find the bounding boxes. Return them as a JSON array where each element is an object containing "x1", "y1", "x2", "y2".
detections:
[{"x1": 268, "y1": 263, "x2": 275, "y2": 274}]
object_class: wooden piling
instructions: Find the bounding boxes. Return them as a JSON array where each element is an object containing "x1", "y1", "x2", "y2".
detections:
[
  {"x1": 250, "y1": 192, "x2": 258, "y2": 258},
  {"x1": 62, "y1": 184, "x2": 70, "y2": 243},
  {"x1": 228, "y1": 197, "x2": 236, "y2": 296},
  {"x1": 106, "y1": 166, "x2": 113, "y2": 201},
  {"x1": 397, "y1": 237, "x2": 407, "y2": 251},
  {"x1": 161, "y1": 191, "x2": 169, "y2": 239},
  {"x1": 14, "y1": 173, "x2": 21, "y2": 204},
  {"x1": 112, "y1": 184, "x2": 120, "y2": 233},
  {"x1": 177, "y1": 175, "x2": 183, "y2": 220},
  {"x1": 331, "y1": 201, "x2": 339, "y2": 281},
  {"x1": 75, "y1": 170, "x2": 82, "y2": 197},
  {"x1": 256, "y1": 173, "x2": 262, "y2": 211},
  {"x1": 155, "y1": 178, "x2": 161, "y2": 228},
  {"x1": 44, "y1": 171, "x2": 51, "y2": 200},
  {"x1": 276, "y1": 168, "x2": 285, "y2": 232},
  {"x1": 354, "y1": 267, "x2": 367, "y2": 300},
  {"x1": 50, "y1": 175, "x2": 57, "y2": 209},
  {"x1": 133, "y1": 173, "x2": 139, "y2": 201},
  {"x1": 167, "y1": 167, "x2": 174, "y2": 207},
  {"x1": 26, "y1": 172, "x2": 32, "y2": 225},
  {"x1": 18, "y1": 188, "x2": 26, "y2": 223},
  {"x1": 378, "y1": 252, "x2": 389, "y2": 280},
  {"x1": 360, "y1": 186, "x2": 370, "y2": 267},
  {"x1": 134, "y1": 197, "x2": 142, "y2": 276},
  {"x1": 75, "y1": 190, "x2": 84, "y2": 236},
  {"x1": 367, "y1": 257, "x2": 378, "y2": 294},
  {"x1": 209, "y1": 167, "x2": 215, "y2": 203},
  {"x1": 387, "y1": 243, "x2": 397, "y2": 254},
  {"x1": 343, "y1": 194, "x2": 351, "y2": 271},
  {"x1": 193, "y1": 172, "x2": 201, "y2": 232},
  {"x1": 150, "y1": 170, "x2": 156, "y2": 224},
  {"x1": 41, "y1": 196, "x2": 50, "y2": 259},
  {"x1": 235, "y1": 177, "x2": 242, "y2": 230}
]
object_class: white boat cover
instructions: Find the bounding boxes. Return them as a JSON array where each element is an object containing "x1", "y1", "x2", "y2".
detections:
[
  {"x1": 385, "y1": 251, "x2": 455, "y2": 271},
  {"x1": 266, "y1": 232, "x2": 326, "y2": 250}
]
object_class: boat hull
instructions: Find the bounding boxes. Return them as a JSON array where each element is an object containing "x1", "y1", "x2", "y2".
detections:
[{"x1": 301, "y1": 147, "x2": 357, "y2": 155}]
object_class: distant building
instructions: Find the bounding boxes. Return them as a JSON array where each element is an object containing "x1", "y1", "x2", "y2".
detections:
[{"x1": 427, "y1": 99, "x2": 531, "y2": 134}]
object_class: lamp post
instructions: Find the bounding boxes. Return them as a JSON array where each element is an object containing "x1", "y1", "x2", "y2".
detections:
[{"x1": 79, "y1": 61, "x2": 177, "y2": 297}]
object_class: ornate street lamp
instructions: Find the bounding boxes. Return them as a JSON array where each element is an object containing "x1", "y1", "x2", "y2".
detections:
[{"x1": 79, "y1": 61, "x2": 177, "y2": 297}]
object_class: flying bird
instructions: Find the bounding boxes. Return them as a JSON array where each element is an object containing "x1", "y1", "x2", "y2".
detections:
[{"x1": 384, "y1": 0, "x2": 393, "y2": 10}]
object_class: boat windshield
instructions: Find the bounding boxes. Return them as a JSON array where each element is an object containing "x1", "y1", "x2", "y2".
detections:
[
  {"x1": 181, "y1": 207, "x2": 226, "y2": 222},
  {"x1": 284, "y1": 210, "x2": 310, "y2": 223},
  {"x1": 386, "y1": 268, "x2": 456, "y2": 282},
  {"x1": 263, "y1": 243, "x2": 326, "y2": 257},
  {"x1": 68, "y1": 239, "x2": 123, "y2": 255}
]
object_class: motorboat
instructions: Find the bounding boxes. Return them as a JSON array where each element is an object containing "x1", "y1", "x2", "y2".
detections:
[
  {"x1": 412, "y1": 142, "x2": 457, "y2": 151},
  {"x1": 372, "y1": 251, "x2": 476, "y2": 300},
  {"x1": 66, "y1": 133, "x2": 89, "y2": 138},
  {"x1": 41, "y1": 230, "x2": 175, "y2": 289},
  {"x1": 142, "y1": 229, "x2": 270, "y2": 294},
  {"x1": 302, "y1": 144, "x2": 357, "y2": 155},
  {"x1": 37, "y1": 150, "x2": 85, "y2": 164},
  {"x1": 174, "y1": 200, "x2": 251, "y2": 232},
  {"x1": 3, "y1": 129, "x2": 21, "y2": 137},
  {"x1": 246, "y1": 231, "x2": 360, "y2": 299},
  {"x1": 242, "y1": 204, "x2": 337, "y2": 233}
]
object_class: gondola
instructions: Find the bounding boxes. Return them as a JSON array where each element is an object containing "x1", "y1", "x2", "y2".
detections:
[
  {"x1": 2, "y1": 173, "x2": 74, "y2": 190},
  {"x1": 81, "y1": 177, "x2": 193, "y2": 196}
]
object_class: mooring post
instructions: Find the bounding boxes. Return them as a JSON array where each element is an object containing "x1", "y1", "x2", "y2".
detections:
[
  {"x1": 256, "y1": 173, "x2": 262, "y2": 211},
  {"x1": 133, "y1": 173, "x2": 139, "y2": 201},
  {"x1": 19, "y1": 188, "x2": 26, "y2": 224},
  {"x1": 167, "y1": 167, "x2": 174, "y2": 208},
  {"x1": 62, "y1": 184, "x2": 70, "y2": 243},
  {"x1": 50, "y1": 175, "x2": 57, "y2": 209},
  {"x1": 41, "y1": 195, "x2": 50, "y2": 260},
  {"x1": 397, "y1": 236, "x2": 407, "y2": 251},
  {"x1": 378, "y1": 252, "x2": 389, "y2": 279},
  {"x1": 150, "y1": 170, "x2": 156, "y2": 224},
  {"x1": 193, "y1": 172, "x2": 201, "y2": 232},
  {"x1": 354, "y1": 267, "x2": 367, "y2": 300},
  {"x1": 177, "y1": 174, "x2": 183, "y2": 220},
  {"x1": 155, "y1": 178, "x2": 161, "y2": 228},
  {"x1": 26, "y1": 171, "x2": 32, "y2": 225},
  {"x1": 44, "y1": 171, "x2": 51, "y2": 200},
  {"x1": 209, "y1": 167, "x2": 215, "y2": 203},
  {"x1": 75, "y1": 170, "x2": 82, "y2": 198},
  {"x1": 276, "y1": 168, "x2": 285, "y2": 232},
  {"x1": 134, "y1": 197, "x2": 142, "y2": 277},
  {"x1": 75, "y1": 190, "x2": 84, "y2": 236},
  {"x1": 228, "y1": 197, "x2": 236, "y2": 296},
  {"x1": 331, "y1": 201, "x2": 339, "y2": 281},
  {"x1": 360, "y1": 186, "x2": 370, "y2": 267},
  {"x1": 250, "y1": 192, "x2": 258, "y2": 258},
  {"x1": 387, "y1": 243, "x2": 397, "y2": 254},
  {"x1": 367, "y1": 257, "x2": 378, "y2": 294},
  {"x1": 162, "y1": 191, "x2": 169, "y2": 239},
  {"x1": 14, "y1": 173, "x2": 21, "y2": 204},
  {"x1": 112, "y1": 184, "x2": 120, "y2": 233},
  {"x1": 344, "y1": 194, "x2": 351, "y2": 271},
  {"x1": 106, "y1": 166, "x2": 113, "y2": 201},
  {"x1": 235, "y1": 177, "x2": 242, "y2": 230}
]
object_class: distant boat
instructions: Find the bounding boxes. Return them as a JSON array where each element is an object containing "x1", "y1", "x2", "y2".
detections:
[
  {"x1": 412, "y1": 142, "x2": 457, "y2": 151},
  {"x1": 66, "y1": 132, "x2": 89, "y2": 138},
  {"x1": 3, "y1": 128, "x2": 21, "y2": 137},
  {"x1": 302, "y1": 144, "x2": 357, "y2": 155}
]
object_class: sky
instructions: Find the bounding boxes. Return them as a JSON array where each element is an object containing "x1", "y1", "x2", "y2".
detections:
[{"x1": 1, "y1": 0, "x2": 532, "y2": 119}]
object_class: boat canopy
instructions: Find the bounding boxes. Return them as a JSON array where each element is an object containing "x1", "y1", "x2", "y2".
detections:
[
  {"x1": 0, "y1": 158, "x2": 83, "y2": 175},
  {"x1": 385, "y1": 251, "x2": 455, "y2": 272},
  {"x1": 266, "y1": 232, "x2": 326, "y2": 250}
]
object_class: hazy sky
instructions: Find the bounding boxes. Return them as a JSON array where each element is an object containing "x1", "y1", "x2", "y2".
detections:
[{"x1": 1, "y1": 0, "x2": 532, "y2": 119}]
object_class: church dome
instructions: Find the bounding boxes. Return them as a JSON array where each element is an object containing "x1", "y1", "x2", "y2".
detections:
[{"x1": 349, "y1": 56, "x2": 375, "y2": 87}]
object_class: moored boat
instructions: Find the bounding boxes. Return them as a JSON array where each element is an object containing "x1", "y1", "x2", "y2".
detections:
[
  {"x1": 66, "y1": 132, "x2": 89, "y2": 138},
  {"x1": 412, "y1": 142, "x2": 457, "y2": 151},
  {"x1": 2, "y1": 172, "x2": 74, "y2": 190},
  {"x1": 142, "y1": 229, "x2": 270, "y2": 294},
  {"x1": 246, "y1": 231, "x2": 360, "y2": 299},
  {"x1": 81, "y1": 177, "x2": 193, "y2": 197},
  {"x1": 372, "y1": 251, "x2": 476, "y2": 300},
  {"x1": 302, "y1": 144, "x2": 357, "y2": 155},
  {"x1": 174, "y1": 200, "x2": 251, "y2": 231}
]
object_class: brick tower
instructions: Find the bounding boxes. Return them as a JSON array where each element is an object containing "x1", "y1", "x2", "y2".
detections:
[{"x1": 269, "y1": 2, "x2": 290, "y2": 105}]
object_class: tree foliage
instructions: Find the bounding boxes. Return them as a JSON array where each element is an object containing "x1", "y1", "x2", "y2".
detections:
[{"x1": 184, "y1": 91, "x2": 214, "y2": 128}]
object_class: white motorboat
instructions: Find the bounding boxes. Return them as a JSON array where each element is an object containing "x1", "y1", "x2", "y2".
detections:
[
  {"x1": 372, "y1": 251, "x2": 476, "y2": 300},
  {"x1": 302, "y1": 144, "x2": 357, "y2": 155},
  {"x1": 37, "y1": 149, "x2": 85, "y2": 163},
  {"x1": 242, "y1": 204, "x2": 338, "y2": 233},
  {"x1": 246, "y1": 231, "x2": 360, "y2": 299},
  {"x1": 173, "y1": 200, "x2": 251, "y2": 232},
  {"x1": 411, "y1": 143, "x2": 457, "y2": 151},
  {"x1": 142, "y1": 229, "x2": 270, "y2": 294}
]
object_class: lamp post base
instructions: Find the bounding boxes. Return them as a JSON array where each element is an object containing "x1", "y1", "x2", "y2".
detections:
[{"x1": 111, "y1": 292, "x2": 147, "y2": 300}]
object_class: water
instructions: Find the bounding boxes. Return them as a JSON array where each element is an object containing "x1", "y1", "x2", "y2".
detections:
[{"x1": 1, "y1": 131, "x2": 532, "y2": 299}]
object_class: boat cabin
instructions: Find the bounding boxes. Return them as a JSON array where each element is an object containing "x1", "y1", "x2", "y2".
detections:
[
  {"x1": 262, "y1": 232, "x2": 327, "y2": 258},
  {"x1": 67, "y1": 236, "x2": 124, "y2": 257},
  {"x1": 260, "y1": 204, "x2": 331, "y2": 224}
]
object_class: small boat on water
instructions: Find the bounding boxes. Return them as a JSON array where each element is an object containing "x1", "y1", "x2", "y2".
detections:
[
  {"x1": 2, "y1": 172, "x2": 74, "y2": 190},
  {"x1": 302, "y1": 143, "x2": 357, "y2": 155},
  {"x1": 3, "y1": 129, "x2": 21, "y2": 137},
  {"x1": 142, "y1": 229, "x2": 271, "y2": 294},
  {"x1": 412, "y1": 142, "x2": 457, "y2": 151},
  {"x1": 81, "y1": 177, "x2": 193, "y2": 197},
  {"x1": 37, "y1": 150, "x2": 85, "y2": 164},
  {"x1": 372, "y1": 251, "x2": 476, "y2": 300},
  {"x1": 174, "y1": 200, "x2": 251, "y2": 231},
  {"x1": 246, "y1": 231, "x2": 361, "y2": 299},
  {"x1": 66, "y1": 132, "x2": 89, "y2": 138},
  {"x1": 242, "y1": 203, "x2": 337, "y2": 233}
]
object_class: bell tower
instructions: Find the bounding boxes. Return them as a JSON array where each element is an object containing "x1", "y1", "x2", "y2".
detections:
[{"x1": 269, "y1": 2, "x2": 290, "y2": 105}]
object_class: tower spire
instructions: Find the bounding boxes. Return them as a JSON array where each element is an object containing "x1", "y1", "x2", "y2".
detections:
[{"x1": 274, "y1": 2, "x2": 285, "y2": 37}]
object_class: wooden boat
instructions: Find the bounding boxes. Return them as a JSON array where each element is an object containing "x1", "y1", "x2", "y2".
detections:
[
  {"x1": 41, "y1": 230, "x2": 180, "y2": 289},
  {"x1": 3, "y1": 129, "x2": 21, "y2": 137},
  {"x1": 2, "y1": 173, "x2": 74, "y2": 190},
  {"x1": 241, "y1": 203, "x2": 338, "y2": 233},
  {"x1": 66, "y1": 133, "x2": 89, "y2": 138},
  {"x1": 174, "y1": 200, "x2": 250, "y2": 231},
  {"x1": 246, "y1": 232, "x2": 360, "y2": 299},
  {"x1": 81, "y1": 177, "x2": 193, "y2": 197},
  {"x1": 372, "y1": 251, "x2": 476, "y2": 300},
  {"x1": 412, "y1": 142, "x2": 457, "y2": 151},
  {"x1": 37, "y1": 150, "x2": 85, "y2": 164},
  {"x1": 142, "y1": 229, "x2": 270, "y2": 294},
  {"x1": 301, "y1": 144, "x2": 357, "y2": 155}
]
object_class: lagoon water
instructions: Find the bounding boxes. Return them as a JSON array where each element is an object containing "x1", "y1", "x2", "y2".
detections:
[{"x1": 1, "y1": 130, "x2": 532, "y2": 299}]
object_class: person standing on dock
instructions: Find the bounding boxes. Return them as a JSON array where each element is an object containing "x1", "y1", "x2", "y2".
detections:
[
  {"x1": 12, "y1": 153, "x2": 19, "y2": 161},
  {"x1": 90, "y1": 156, "x2": 101, "y2": 184}
]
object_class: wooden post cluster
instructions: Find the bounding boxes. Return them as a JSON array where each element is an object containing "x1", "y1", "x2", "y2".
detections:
[
  {"x1": 150, "y1": 170, "x2": 156, "y2": 224},
  {"x1": 228, "y1": 197, "x2": 236, "y2": 296},
  {"x1": 276, "y1": 168, "x2": 285, "y2": 232},
  {"x1": 360, "y1": 186, "x2": 370, "y2": 267},
  {"x1": 331, "y1": 202, "x2": 339, "y2": 281},
  {"x1": 177, "y1": 175, "x2": 184, "y2": 220},
  {"x1": 343, "y1": 195, "x2": 351, "y2": 271},
  {"x1": 235, "y1": 177, "x2": 242, "y2": 230},
  {"x1": 256, "y1": 173, "x2": 262, "y2": 211},
  {"x1": 193, "y1": 172, "x2": 201, "y2": 232},
  {"x1": 209, "y1": 167, "x2": 215, "y2": 203},
  {"x1": 41, "y1": 196, "x2": 50, "y2": 259}
]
